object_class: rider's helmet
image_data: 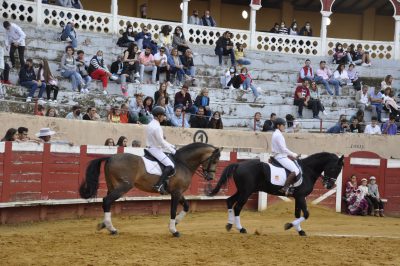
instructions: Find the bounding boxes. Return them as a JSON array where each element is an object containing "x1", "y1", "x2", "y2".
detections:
[
  {"x1": 152, "y1": 106, "x2": 166, "y2": 117},
  {"x1": 274, "y1": 118, "x2": 286, "y2": 129}
]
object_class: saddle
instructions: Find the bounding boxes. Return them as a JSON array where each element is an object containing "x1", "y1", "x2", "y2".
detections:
[
  {"x1": 143, "y1": 149, "x2": 175, "y2": 172},
  {"x1": 268, "y1": 157, "x2": 302, "y2": 183}
]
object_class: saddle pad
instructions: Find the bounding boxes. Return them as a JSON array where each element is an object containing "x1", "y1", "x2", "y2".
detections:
[
  {"x1": 142, "y1": 157, "x2": 162, "y2": 176},
  {"x1": 268, "y1": 163, "x2": 303, "y2": 187}
]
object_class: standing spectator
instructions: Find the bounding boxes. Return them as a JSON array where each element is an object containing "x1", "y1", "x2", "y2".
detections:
[
  {"x1": 278, "y1": 21, "x2": 288, "y2": 34},
  {"x1": 299, "y1": 22, "x2": 313, "y2": 36},
  {"x1": 139, "y1": 47, "x2": 157, "y2": 84},
  {"x1": 327, "y1": 119, "x2": 349, "y2": 133},
  {"x1": 76, "y1": 50, "x2": 92, "y2": 93},
  {"x1": 333, "y1": 43, "x2": 348, "y2": 64},
  {"x1": 201, "y1": 10, "x2": 217, "y2": 27},
  {"x1": 82, "y1": 106, "x2": 99, "y2": 121},
  {"x1": 289, "y1": 21, "x2": 298, "y2": 35},
  {"x1": 1, "y1": 128, "x2": 18, "y2": 142},
  {"x1": 116, "y1": 136, "x2": 128, "y2": 147},
  {"x1": 315, "y1": 60, "x2": 340, "y2": 96},
  {"x1": 135, "y1": 26, "x2": 157, "y2": 54},
  {"x1": 298, "y1": 59, "x2": 314, "y2": 83},
  {"x1": 369, "y1": 87, "x2": 384, "y2": 122},
  {"x1": 381, "y1": 75, "x2": 393, "y2": 92},
  {"x1": 38, "y1": 59, "x2": 59, "y2": 103},
  {"x1": 117, "y1": 25, "x2": 136, "y2": 48},
  {"x1": 239, "y1": 67, "x2": 260, "y2": 102},
  {"x1": 3, "y1": 21, "x2": 26, "y2": 68},
  {"x1": 104, "y1": 138, "x2": 115, "y2": 146},
  {"x1": 60, "y1": 22, "x2": 77, "y2": 48},
  {"x1": 333, "y1": 63, "x2": 350, "y2": 87},
  {"x1": 154, "y1": 47, "x2": 170, "y2": 84},
  {"x1": 189, "y1": 10, "x2": 202, "y2": 25},
  {"x1": 122, "y1": 43, "x2": 141, "y2": 83},
  {"x1": 189, "y1": 106, "x2": 208, "y2": 128},
  {"x1": 308, "y1": 81, "x2": 326, "y2": 118},
  {"x1": 248, "y1": 112, "x2": 263, "y2": 131},
  {"x1": 108, "y1": 106, "x2": 121, "y2": 123},
  {"x1": 234, "y1": 43, "x2": 251, "y2": 66},
  {"x1": 270, "y1": 23, "x2": 280, "y2": 33},
  {"x1": 88, "y1": 50, "x2": 116, "y2": 95},
  {"x1": 170, "y1": 106, "x2": 189, "y2": 128},
  {"x1": 194, "y1": 88, "x2": 211, "y2": 117},
  {"x1": 293, "y1": 80, "x2": 310, "y2": 118},
  {"x1": 19, "y1": 59, "x2": 46, "y2": 103},
  {"x1": 65, "y1": 105, "x2": 83, "y2": 120},
  {"x1": 110, "y1": 55, "x2": 129, "y2": 96},
  {"x1": 157, "y1": 25, "x2": 173, "y2": 55},
  {"x1": 367, "y1": 176, "x2": 385, "y2": 217},
  {"x1": 154, "y1": 82, "x2": 169, "y2": 105},
  {"x1": 174, "y1": 84, "x2": 196, "y2": 114},
  {"x1": 262, "y1": 113, "x2": 276, "y2": 132},
  {"x1": 215, "y1": 31, "x2": 235, "y2": 66},
  {"x1": 0, "y1": 42, "x2": 11, "y2": 85},
  {"x1": 168, "y1": 48, "x2": 185, "y2": 86},
  {"x1": 17, "y1": 127, "x2": 29, "y2": 141},
  {"x1": 356, "y1": 85, "x2": 376, "y2": 116},
  {"x1": 347, "y1": 64, "x2": 361, "y2": 91},
  {"x1": 180, "y1": 49, "x2": 196, "y2": 85},
  {"x1": 364, "y1": 117, "x2": 382, "y2": 135},
  {"x1": 382, "y1": 114, "x2": 397, "y2": 135},
  {"x1": 208, "y1": 111, "x2": 223, "y2": 129},
  {"x1": 349, "y1": 118, "x2": 362, "y2": 133},
  {"x1": 172, "y1": 26, "x2": 190, "y2": 54},
  {"x1": 61, "y1": 46, "x2": 85, "y2": 92}
]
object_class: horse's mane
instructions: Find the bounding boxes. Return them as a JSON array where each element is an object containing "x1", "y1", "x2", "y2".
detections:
[
  {"x1": 176, "y1": 142, "x2": 215, "y2": 154},
  {"x1": 301, "y1": 152, "x2": 339, "y2": 163}
]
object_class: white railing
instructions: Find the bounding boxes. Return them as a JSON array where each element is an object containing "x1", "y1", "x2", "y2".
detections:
[{"x1": 1, "y1": 0, "x2": 36, "y2": 23}]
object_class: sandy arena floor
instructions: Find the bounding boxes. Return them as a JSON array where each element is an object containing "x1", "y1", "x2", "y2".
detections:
[{"x1": 0, "y1": 202, "x2": 399, "y2": 266}]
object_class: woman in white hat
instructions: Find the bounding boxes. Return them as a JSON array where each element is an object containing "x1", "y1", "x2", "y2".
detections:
[
  {"x1": 35, "y1": 128, "x2": 56, "y2": 143},
  {"x1": 367, "y1": 176, "x2": 385, "y2": 217}
]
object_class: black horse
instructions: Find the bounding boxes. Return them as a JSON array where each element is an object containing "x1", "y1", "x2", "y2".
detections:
[{"x1": 208, "y1": 152, "x2": 344, "y2": 236}]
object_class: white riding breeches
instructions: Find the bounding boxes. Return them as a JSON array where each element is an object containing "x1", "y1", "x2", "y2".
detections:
[
  {"x1": 147, "y1": 147, "x2": 174, "y2": 167},
  {"x1": 275, "y1": 157, "x2": 300, "y2": 175}
]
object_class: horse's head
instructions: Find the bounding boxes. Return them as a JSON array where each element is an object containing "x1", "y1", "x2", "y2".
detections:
[
  {"x1": 321, "y1": 155, "x2": 344, "y2": 189},
  {"x1": 200, "y1": 147, "x2": 221, "y2": 181}
]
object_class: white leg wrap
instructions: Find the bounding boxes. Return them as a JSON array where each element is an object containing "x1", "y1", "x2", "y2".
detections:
[
  {"x1": 104, "y1": 212, "x2": 116, "y2": 232},
  {"x1": 169, "y1": 219, "x2": 177, "y2": 233},
  {"x1": 292, "y1": 217, "x2": 305, "y2": 232},
  {"x1": 228, "y1": 209, "x2": 234, "y2": 224},
  {"x1": 175, "y1": 211, "x2": 187, "y2": 224},
  {"x1": 235, "y1": 216, "x2": 242, "y2": 230}
]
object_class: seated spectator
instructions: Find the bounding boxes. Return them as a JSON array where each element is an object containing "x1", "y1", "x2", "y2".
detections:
[
  {"x1": 248, "y1": 112, "x2": 263, "y2": 131},
  {"x1": 293, "y1": 80, "x2": 310, "y2": 118},
  {"x1": 34, "y1": 102, "x2": 45, "y2": 116},
  {"x1": 139, "y1": 46, "x2": 157, "y2": 84},
  {"x1": 350, "y1": 109, "x2": 365, "y2": 131},
  {"x1": 157, "y1": 25, "x2": 173, "y2": 55},
  {"x1": 56, "y1": 0, "x2": 83, "y2": 9},
  {"x1": 108, "y1": 106, "x2": 121, "y2": 123},
  {"x1": 382, "y1": 114, "x2": 397, "y2": 135},
  {"x1": 358, "y1": 178, "x2": 372, "y2": 215},
  {"x1": 35, "y1": 128, "x2": 72, "y2": 145},
  {"x1": 17, "y1": 127, "x2": 29, "y2": 141},
  {"x1": 221, "y1": 66, "x2": 236, "y2": 89},
  {"x1": 65, "y1": 105, "x2": 83, "y2": 120},
  {"x1": 38, "y1": 59, "x2": 59, "y2": 103},
  {"x1": 171, "y1": 106, "x2": 189, "y2": 128},
  {"x1": 194, "y1": 88, "x2": 211, "y2": 117},
  {"x1": 168, "y1": 48, "x2": 185, "y2": 86},
  {"x1": 367, "y1": 176, "x2": 385, "y2": 217},
  {"x1": 278, "y1": 21, "x2": 288, "y2": 35},
  {"x1": 345, "y1": 175, "x2": 368, "y2": 216},
  {"x1": 286, "y1": 114, "x2": 301, "y2": 133},
  {"x1": 189, "y1": 10, "x2": 202, "y2": 25},
  {"x1": 172, "y1": 26, "x2": 190, "y2": 54},
  {"x1": 76, "y1": 50, "x2": 92, "y2": 92},
  {"x1": 215, "y1": 31, "x2": 235, "y2": 66},
  {"x1": 349, "y1": 117, "x2": 362, "y2": 133},
  {"x1": 308, "y1": 81, "x2": 326, "y2": 118},
  {"x1": 3, "y1": 21, "x2": 26, "y2": 68},
  {"x1": 333, "y1": 63, "x2": 350, "y2": 86},
  {"x1": 135, "y1": 26, "x2": 157, "y2": 54},
  {"x1": 327, "y1": 118, "x2": 349, "y2": 133},
  {"x1": 239, "y1": 67, "x2": 260, "y2": 102},
  {"x1": 116, "y1": 136, "x2": 128, "y2": 147},
  {"x1": 227, "y1": 66, "x2": 242, "y2": 90},
  {"x1": 0, "y1": 43, "x2": 11, "y2": 86},
  {"x1": 174, "y1": 84, "x2": 196, "y2": 114},
  {"x1": 298, "y1": 59, "x2": 314, "y2": 83},
  {"x1": 381, "y1": 75, "x2": 393, "y2": 92},
  {"x1": 89, "y1": 50, "x2": 116, "y2": 95},
  {"x1": 61, "y1": 46, "x2": 85, "y2": 92},
  {"x1": 154, "y1": 47, "x2": 170, "y2": 83},
  {"x1": 299, "y1": 22, "x2": 313, "y2": 36},
  {"x1": 270, "y1": 23, "x2": 280, "y2": 33},
  {"x1": 154, "y1": 82, "x2": 170, "y2": 105},
  {"x1": 208, "y1": 111, "x2": 223, "y2": 129},
  {"x1": 364, "y1": 116, "x2": 382, "y2": 135},
  {"x1": 384, "y1": 91, "x2": 399, "y2": 117},
  {"x1": 180, "y1": 49, "x2": 196, "y2": 85},
  {"x1": 333, "y1": 43, "x2": 348, "y2": 64},
  {"x1": 104, "y1": 138, "x2": 115, "y2": 146},
  {"x1": 356, "y1": 85, "x2": 376, "y2": 116},
  {"x1": 119, "y1": 103, "x2": 134, "y2": 124},
  {"x1": 289, "y1": 21, "x2": 298, "y2": 35},
  {"x1": 19, "y1": 58, "x2": 46, "y2": 103},
  {"x1": 141, "y1": 96, "x2": 154, "y2": 124},
  {"x1": 129, "y1": 93, "x2": 145, "y2": 121},
  {"x1": 355, "y1": 44, "x2": 371, "y2": 66},
  {"x1": 235, "y1": 43, "x2": 251, "y2": 65},
  {"x1": 262, "y1": 113, "x2": 276, "y2": 132},
  {"x1": 201, "y1": 10, "x2": 217, "y2": 27},
  {"x1": 131, "y1": 140, "x2": 141, "y2": 147},
  {"x1": 122, "y1": 43, "x2": 141, "y2": 84},
  {"x1": 117, "y1": 25, "x2": 136, "y2": 48},
  {"x1": 315, "y1": 61, "x2": 340, "y2": 96},
  {"x1": 1, "y1": 128, "x2": 18, "y2": 142},
  {"x1": 156, "y1": 96, "x2": 174, "y2": 124},
  {"x1": 60, "y1": 22, "x2": 77, "y2": 48},
  {"x1": 82, "y1": 106, "x2": 99, "y2": 121},
  {"x1": 110, "y1": 55, "x2": 129, "y2": 96},
  {"x1": 347, "y1": 64, "x2": 361, "y2": 91},
  {"x1": 189, "y1": 106, "x2": 208, "y2": 128},
  {"x1": 369, "y1": 87, "x2": 384, "y2": 122},
  {"x1": 46, "y1": 107, "x2": 58, "y2": 118}
]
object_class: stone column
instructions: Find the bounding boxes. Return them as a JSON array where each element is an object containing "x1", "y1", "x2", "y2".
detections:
[
  {"x1": 394, "y1": 16, "x2": 400, "y2": 60},
  {"x1": 35, "y1": 0, "x2": 43, "y2": 26},
  {"x1": 249, "y1": 3, "x2": 261, "y2": 50},
  {"x1": 111, "y1": 0, "x2": 119, "y2": 34},
  {"x1": 320, "y1": 11, "x2": 332, "y2": 56},
  {"x1": 182, "y1": 0, "x2": 190, "y2": 37}
]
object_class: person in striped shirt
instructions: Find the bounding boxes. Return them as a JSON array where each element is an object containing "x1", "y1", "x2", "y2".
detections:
[{"x1": 88, "y1": 50, "x2": 116, "y2": 95}]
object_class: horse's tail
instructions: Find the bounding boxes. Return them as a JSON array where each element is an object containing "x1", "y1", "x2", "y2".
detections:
[
  {"x1": 79, "y1": 157, "x2": 110, "y2": 199},
  {"x1": 208, "y1": 163, "x2": 239, "y2": 196}
]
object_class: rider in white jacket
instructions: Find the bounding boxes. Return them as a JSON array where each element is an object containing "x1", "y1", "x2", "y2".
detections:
[
  {"x1": 271, "y1": 118, "x2": 300, "y2": 196},
  {"x1": 146, "y1": 106, "x2": 176, "y2": 194}
]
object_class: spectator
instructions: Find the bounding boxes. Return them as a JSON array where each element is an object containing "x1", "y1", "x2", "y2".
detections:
[
  {"x1": 65, "y1": 105, "x2": 83, "y2": 120},
  {"x1": 38, "y1": 59, "x2": 59, "y2": 103},
  {"x1": 262, "y1": 113, "x2": 276, "y2": 132},
  {"x1": 157, "y1": 25, "x2": 173, "y2": 55},
  {"x1": 382, "y1": 114, "x2": 397, "y2": 135},
  {"x1": 60, "y1": 22, "x2": 77, "y2": 48},
  {"x1": 355, "y1": 44, "x2": 371, "y2": 66},
  {"x1": 0, "y1": 42, "x2": 11, "y2": 86},
  {"x1": 270, "y1": 23, "x2": 280, "y2": 33},
  {"x1": 120, "y1": 103, "x2": 134, "y2": 124},
  {"x1": 76, "y1": 50, "x2": 92, "y2": 93},
  {"x1": 180, "y1": 49, "x2": 196, "y2": 85},
  {"x1": 358, "y1": 178, "x2": 372, "y2": 215},
  {"x1": 172, "y1": 26, "x2": 190, "y2": 54},
  {"x1": 142, "y1": 96, "x2": 154, "y2": 124},
  {"x1": 17, "y1": 127, "x2": 29, "y2": 141},
  {"x1": 189, "y1": 10, "x2": 202, "y2": 25},
  {"x1": 1, "y1": 128, "x2": 18, "y2": 142},
  {"x1": 61, "y1": 45, "x2": 85, "y2": 92},
  {"x1": 333, "y1": 63, "x2": 350, "y2": 87},
  {"x1": 298, "y1": 59, "x2": 314, "y2": 83},
  {"x1": 108, "y1": 106, "x2": 121, "y2": 123},
  {"x1": 215, "y1": 31, "x2": 235, "y2": 66},
  {"x1": 135, "y1": 26, "x2": 156, "y2": 54},
  {"x1": 345, "y1": 175, "x2": 368, "y2": 216},
  {"x1": 350, "y1": 109, "x2": 365, "y2": 131},
  {"x1": 384, "y1": 91, "x2": 399, "y2": 116},
  {"x1": 234, "y1": 43, "x2": 251, "y2": 66},
  {"x1": 168, "y1": 48, "x2": 185, "y2": 86},
  {"x1": 309, "y1": 81, "x2": 326, "y2": 118},
  {"x1": 278, "y1": 21, "x2": 288, "y2": 35},
  {"x1": 293, "y1": 80, "x2": 310, "y2": 118},
  {"x1": 208, "y1": 111, "x2": 223, "y2": 129},
  {"x1": 110, "y1": 55, "x2": 129, "y2": 96},
  {"x1": 381, "y1": 75, "x2": 393, "y2": 92},
  {"x1": 140, "y1": 3, "x2": 147, "y2": 18},
  {"x1": 367, "y1": 176, "x2": 385, "y2": 217},
  {"x1": 34, "y1": 101, "x2": 45, "y2": 116},
  {"x1": 129, "y1": 93, "x2": 145, "y2": 122},
  {"x1": 201, "y1": 10, "x2": 217, "y2": 27},
  {"x1": 221, "y1": 66, "x2": 237, "y2": 90},
  {"x1": 3, "y1": 21, "x2": 26, "y2": 68},
  {"x1": 333, "y1": 43, "x2": 348, "y2": 64},
  {"x1": 117, "y1": 25, "x2": 136, "y2": 48},
  {"x1": 131, "y1": 140, "x2": 141, "y2": 147},
  {"x1": 239, "y1": 67, "x2": 260, "y2": 102},
  {"x1": 194, "y1": 88, "x2": 211, "y2": 117},
  {"x1": 35, "y1": 128, "x2": 72, "y2": 145},
  {"x1": 154, "y1": 47, "x2": 170, "y2": 83},
  {"x1": 248, "y1": 112, "x2": 263, "y2": 131},
  {"x1": 170, "y1": 106, "x2": 189, "y2": 128},
  {"x1": 347, "y1": 64, "x2": 361, "y2": 91},
  {"x1": 369, "y1": 87, "x2": 384, "y2": 122},
  {"x1": 189, "y1": 106, "x2": 208, "y2": 128},
  {"x1": 174, "y1": 84, "x2": 195, "y2": 113},
  {"x1": 56, "y1": 0, "x2": 83, "y2": 9},
  {"x1": 356, "y1": 85, "x2": 376, "y2": 115},
  {"x1": 122, "y1": 43, "x2": 141, "y2": 84},
  {"x1": 88, "y1": 50, "x2": 116, "y2": 95},
  {"x1": 139, "y1": 46, "x2": 157, "y2": 84},
  {"x1": 82, "y1": 106, "x2": 98, "y2": 121},
  {"x1": 154, "y1": 82, "x2": 169, "y2": 106},
  {"x1": 315, "y1": 60, "x2": 340, "y2": 96},
  {"x1": 46, "y1": 107, "x2": 58, "y2": 118},
  {"x1": 156, "y1": 96, "x2": 174, "y2": 124},
  {"x1": 327, "y1": 118, "x2": 349, "y2": 133},
  {"x1": 19, "y1": 58, "x2": 46, "y2": 103},
  {"x1": 286, "y1": 114, "x2": 301, "y2": 133},
  {"x1": 116, "y1": 136, "x2": 128, "y2": 147},
  {"x1": 364, "y1": 117, "x2": 382, "y2": 135},
  {"x1": 104, "y1": 138, "x2": 115, "y2": 146},
  {"x1": 299, "y1": 22, "x2": 313, "y2": 36},
  {"x1": 289, "y1": 21, "x2": 298, "y2": 35},
  {"x1": 349, "y1": 118, "x2": 362, "y2": 133}
]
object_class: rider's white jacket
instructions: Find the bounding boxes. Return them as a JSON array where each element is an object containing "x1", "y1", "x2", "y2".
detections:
[
  {"x1": 146, "y1": 119, "x2": 176, "y2": 154},
  {"x1": 271, "y1": 129, "x2": 297, "y2": 159}
]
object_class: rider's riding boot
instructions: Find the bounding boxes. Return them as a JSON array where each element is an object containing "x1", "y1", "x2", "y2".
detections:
[
  {"x1": 153, "y1": 166, "x2": 174, "y2": 195},
  {"x1": 279, "y1": 172, "x2": 297, "y2": 196}
]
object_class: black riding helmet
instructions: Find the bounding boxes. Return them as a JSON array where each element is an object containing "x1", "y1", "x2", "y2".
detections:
[
  {"x1": 152, "y1": 106, "x2": 166, "y2": 117},
  {"x1": 274, "y1": 118, "x2": 286, "y2": 129}
]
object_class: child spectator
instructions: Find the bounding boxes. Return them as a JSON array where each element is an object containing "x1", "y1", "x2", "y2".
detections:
[
  {"x1": 333, "y1": 63, "x2": 350, "y2": 87},
  {"x1": 347, "y1": 64, "x2": 361, "y2": 91},
  {"x1": 367, "y1": 176, "x2": 385, "y2": 217},
  {"x1": 19, "y1": 58, "x2": 46, "y2": 103},
  {"x1": 88, "y1": 50, "x2": 116, "y2": 95},
  {"x1": 3, "y1": 21, "x2": 26, "y2": 68},
  {"x1": 215, "y1": 31, "x2": 235, "y2": 66},
  {"x1": 308, "y1": 81, "x2": 326, "y2": 118},
  {"x1": 248, "y1": 112, "x2": 263, "y2": 131},
  {"x1": 289, "y1": 21, "x2": 298, "y2": 35},
  {"x1": 315, "y1": 61, "x2": 340, "y2": 96},
  {"x1": 154, "y1": 47, "x2": 170, "y2": 84},
  {"x1": 139, "y1": 47, "x2": 157, "y2": 84},
  {"x1": 60, "y1": 22, "x2": 77, "y2": 48},
  {"x1": 104, "y1": 138, "x2": 115, "y2": 146},
  {"x1": 171, "y1": 106, "x2": 189, "y2": 128},
  {"x1": 333, "y1": 43, "x2": 348, "y2": 64},
  {"x1": 110, "y1": 55, "x2": 129, "y2": 96},
  {"x1": 122, "y1": 43, "x2": 141, "y2": 84},
  {"x1": 235, "y1": 43, "x2": 251, "y2": 65},
  {"x1": 38, "y1": 59, "x2": 59, "y2": 103},
  {"x1": 61, "y1": 46, "x2": 85, "y2": 92},
  {"x1": 278, "y1": 21, "x2": 288, "y2": 34},
  {"x1": 76, "y1": 50, "x2": 92, "y2": 93},
  {"x1": 239, "y1": 67, "x2": 260, "y2": 102},
  {"x1": 345, "y1": 175, "x2": 368, "y2": 216},
  {"x1": 168, "y1": 48, "x2": 185, "y2": 86},
  {"x1": 369, "y1": 87, "x2": 384, "y2": 122},
  {"x1": 172, "y1": 26, "x2": 190, "y2": 54},
  {"x1": 194, "y1": 88, "x2": 211, "y2": 117},
  {"x1": 208, "y1": 111, "x2": 223, "y2": 129},
  {"x1": 108, "y1": 106, "x2": 121, "y2": 123},
  {"x1": 189, "y1": 106, "x2": 209, "y2": 129},
  {"x1": 1, "y1": 128, "x2": 18, "y2": 142},
  {"x1": 116, "y1": 136, "x2": 128, "y2": 147},
  {"x1": 299, "y1": 22, "x2": 313, "y2": 36},
  {"x1": 364, "y1": 117, "x2": 382, "y2": 135},
  {"x1": 298, "y1": 59, "x2": 314, "y2": 83},
  {"x1": 117, "y1": 25, "x2": 136, "y2": 48},
  {"x1": 293, "y1": 80, "x2": 310, "y2": 119},
  {"x1": 382, "y1": 114, "x2": 397, "y2": 135}
]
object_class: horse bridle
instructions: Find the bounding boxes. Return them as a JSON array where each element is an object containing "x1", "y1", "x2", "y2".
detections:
[
  {"x1": 199, "y1": 148, "x2": 220, "y2": 181},
  {"x1": 321, "y1": 171, "x2": 336, "y2": 188}
]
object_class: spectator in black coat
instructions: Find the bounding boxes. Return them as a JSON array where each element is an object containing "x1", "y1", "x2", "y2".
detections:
[
  {"x1": 19, "y1": 58, "x2": 46, "y2": 103},
  {"x1": 215, "y1": 31, "x2": 235, "y2": 66},
  {"x1": 189, "y1": 106, "x2": 208, "y2": 128}
]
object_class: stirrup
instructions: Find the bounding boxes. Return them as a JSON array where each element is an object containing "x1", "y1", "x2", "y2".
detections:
[{"x1": 153, "y1": 184, "x2": 167, "y2": 195}]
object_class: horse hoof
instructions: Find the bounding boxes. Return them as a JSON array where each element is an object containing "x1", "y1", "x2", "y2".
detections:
[
  {"x1": 239, "y1": 228, "x2": 247, "y2": 234},
  {"x1": 110, "y1": 230, "x2": 118, "y2": 235},
  {"x1": 97, "y1": 222, "x2": 106, "y2": 231},
  {"x1": 284, "y1": 223, "x2": 293, "y2": 231},
  {"x1": 226, "y1": 223, "x2": 233, "y2": 231},
  {"x1": 298, "y1": 230, "x2": 307, "y2": 237},
  {"x1": 172, "y1": 231, "x2": 180, "y2": 238}
]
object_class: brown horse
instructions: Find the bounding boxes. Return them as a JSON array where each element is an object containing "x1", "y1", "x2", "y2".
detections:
[{"x1": 79, "y1": 142, "x2": 221, "y2": 237}]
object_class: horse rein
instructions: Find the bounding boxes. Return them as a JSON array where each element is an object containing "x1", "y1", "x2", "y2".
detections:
[{"x1": 197, "y1": 148, "x2": 220, "y2": 180}]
